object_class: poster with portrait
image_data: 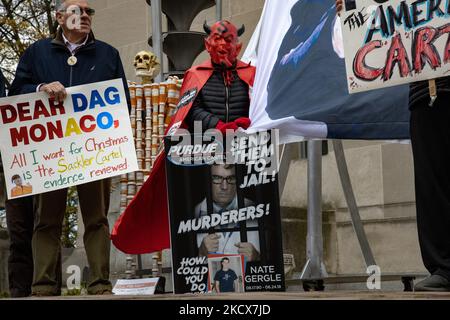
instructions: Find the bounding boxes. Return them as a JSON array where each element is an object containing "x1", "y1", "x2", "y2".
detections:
[{"x1": 164, "y1": 130, "x2": 285, "y2": 294}]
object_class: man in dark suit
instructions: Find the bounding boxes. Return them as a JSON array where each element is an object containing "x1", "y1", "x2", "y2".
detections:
[{"x1": 9, "y1": 0, "x2": 129, "y2": 296}]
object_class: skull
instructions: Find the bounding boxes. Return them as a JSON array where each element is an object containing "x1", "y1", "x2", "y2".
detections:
[{"x1": 134, "y1": 50, "x2": 161, "y2": 81}]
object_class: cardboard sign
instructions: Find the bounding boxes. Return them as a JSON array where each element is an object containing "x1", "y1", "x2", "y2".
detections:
[
  {"x1": 164, "y1": 130, "x2": 285, "y2": 294},
  {"x1": 0, "y1": 79, "x2": 138, "y2": 199},
  {"x1": 112, "y1": 278, "x2": 160, "y2": 295},
  {"x1": 340, "y1": 0, "x2": 450, "y2": 93}
]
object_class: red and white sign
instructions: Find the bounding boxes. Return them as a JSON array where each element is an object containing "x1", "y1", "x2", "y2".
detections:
[
  {"x1": 340, "y1": 0, "x2": 450, "y2": 93},
  {"x1": 0, "y1": 79, "x2": 138, "y2": 199}
]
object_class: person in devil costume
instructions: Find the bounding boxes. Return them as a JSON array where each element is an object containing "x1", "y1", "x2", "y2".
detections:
[
  {"x1": 185, "y1": 21, "x2": 253, "y2": 133},
  {"x1": 111, "y1": 20, "x2": 256, "y2": 254}
]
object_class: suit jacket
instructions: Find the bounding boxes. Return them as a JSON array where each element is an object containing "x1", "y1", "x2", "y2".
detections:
[{"x1": 0, "y1": 70, "x2": 5, "y2": 98}]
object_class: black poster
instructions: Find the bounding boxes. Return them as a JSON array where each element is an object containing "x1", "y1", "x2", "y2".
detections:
[{"x1": 164, "y1": 130, "x2": 285, "y2": 294}]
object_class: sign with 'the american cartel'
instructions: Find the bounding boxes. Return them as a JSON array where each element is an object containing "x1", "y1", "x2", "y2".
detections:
[{"x1": 340, "y1": 0, "x2": 450, "y2": 93}]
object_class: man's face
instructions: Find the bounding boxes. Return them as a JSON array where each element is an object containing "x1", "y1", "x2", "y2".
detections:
[
  {"x1": 211, "y1": 165, "x2": 237, "y2": 208},
  {"x1": 205, "y1": 21, "x2": 242, "y2": 67},
  {"x1": 13, "y1": 177, "x2": 22, "y2": 187},
  {"x1": 57, "y1": 0, "x2": 93, "y2": 36},
  {"x1": 221, "y1": 259, "x2": 230, "y2": 270}
]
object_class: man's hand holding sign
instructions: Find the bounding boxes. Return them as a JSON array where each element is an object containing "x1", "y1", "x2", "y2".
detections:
[{"x1": 39, "y1": 82, "x2": 67, "y2": 103}]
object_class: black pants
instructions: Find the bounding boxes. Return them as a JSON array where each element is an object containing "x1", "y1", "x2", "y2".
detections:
[
  {"x1": 5, "y1": 197, "x2": 34, "y2": 297},
  {"x1": 5, "y1": 197, "x2": 62, "y2": 297},
  {"x1": 410, "y1": 98, "x2": 450, "y2": 280}
]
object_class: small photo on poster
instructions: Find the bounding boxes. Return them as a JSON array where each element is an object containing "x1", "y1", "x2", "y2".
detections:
[
  {"x1": 9, "y1": 174, "x2": 33, "y2": 198},
  {"x1": 207, "y1": 254, "x2": 245, "y2": 294}
]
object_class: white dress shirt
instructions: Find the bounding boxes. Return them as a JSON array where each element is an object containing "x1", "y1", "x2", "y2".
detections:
[
  {"x1": 195, "y1": 197, "x2": 260, "y2": 255},
  {"x1": 62, "y1": 33, "x2": 88, "y2": 54}
]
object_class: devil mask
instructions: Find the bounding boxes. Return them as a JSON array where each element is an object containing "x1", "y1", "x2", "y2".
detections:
[{"x1": 204, "y1": 20, "x2": 245, "y2": 68}]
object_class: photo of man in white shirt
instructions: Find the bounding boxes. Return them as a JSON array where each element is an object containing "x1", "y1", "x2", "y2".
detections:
[{"x1": 196, "y1": 164, "x2": 260, "y2": 262}]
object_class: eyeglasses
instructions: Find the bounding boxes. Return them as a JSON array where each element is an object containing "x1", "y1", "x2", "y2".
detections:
[
  {"x1": 62, "y1": 6, "x2": 96, "y2": 17},
  {"x1": 211, "y1": 175, "x2": 236, "y2": 185}
]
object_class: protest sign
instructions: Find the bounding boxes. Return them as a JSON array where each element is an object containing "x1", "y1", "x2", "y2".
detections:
[
  {"x1": 340, "y1": 0, "x2": 450, "y2": 93},
  {"x1": 164, "y1": 130, "x2": 285, "y2": 294},
  {"x1": 0, "y1": 79, "x2": 138, "y2": 199},
  {"x1": 112, "y1": 278, "x2": 161, "y2": 295}
]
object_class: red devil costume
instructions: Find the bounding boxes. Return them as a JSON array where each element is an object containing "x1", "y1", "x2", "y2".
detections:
[{"x1": 111, "y1": 20, "x2": 256, "y2": 254}]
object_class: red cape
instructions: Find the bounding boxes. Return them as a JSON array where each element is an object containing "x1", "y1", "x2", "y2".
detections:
[{"x1": 111, "y1": 60, "x2": 256, "y2": 254}]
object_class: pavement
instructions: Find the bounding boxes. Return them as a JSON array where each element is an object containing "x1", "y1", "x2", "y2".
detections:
[{"x1": 5, "y1": 291, "x2": 450, "y2": 300}]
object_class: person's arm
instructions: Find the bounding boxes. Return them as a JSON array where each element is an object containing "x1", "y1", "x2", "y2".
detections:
[
  {"x1": 9, "y1": 47, "x2": 39, "y2": 95},
  {"x1": 214, "y1": 271, "x2": 221, "y2": 293},
  {"x1": 0, "y1": 71, "x2": 6, "y2": 97},
  {"x1": 199, "y1": 233, "x2": 221, "y2": 256},
  {"x1": 186, "y1": 95, "x2": 222, "y2": 131},
  {"x1": 215, "y1": 280, "x2": 221, "y2": 293},
  {"x1": 235, "y1": 242, "x2": 260, "y2": 262},
  {"x1": 232, "y1": 270, "x2": 238, "y2": 292},
  {"x1": 186, "y1": 95, "x2": 251, "y2": 133},
  {"x1": 9, "y1": 46, "x2": 66, "y2": 101},
  {"x1": 114, "y1": 49, "x2": 131, "y2": 114}
]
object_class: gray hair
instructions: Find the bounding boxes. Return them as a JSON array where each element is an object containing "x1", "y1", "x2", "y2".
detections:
[{"x1": 54, "y1": 0, "x2": 66, "y2": 11}]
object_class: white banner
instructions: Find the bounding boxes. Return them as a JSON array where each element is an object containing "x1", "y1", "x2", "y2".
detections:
[
  {"x1": 341, "y1": 0, "x2": 450, "y2": 93},
  {"x1": 244, "y1": 0, "x2": 328, "y2": 142},
  {"x1": 0, "y1": 79, "x2": 138, "y2": 199}
]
